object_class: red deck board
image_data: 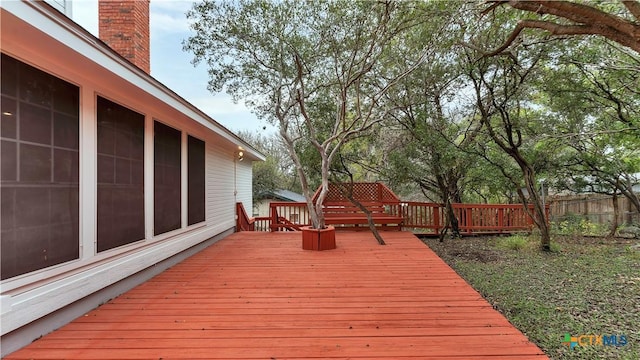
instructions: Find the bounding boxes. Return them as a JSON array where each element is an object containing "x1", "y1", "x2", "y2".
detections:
[{"x1": 5, "y1": 231, "x2": 548, "y2": 359}]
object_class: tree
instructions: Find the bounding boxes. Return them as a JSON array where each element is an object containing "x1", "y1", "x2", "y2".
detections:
[
  {"x1": 237, "y1": 130, "x2": 299, "y2": 201},
  {"x1": 485, "y1": 0, "x2": 640, "y2": 55},
  {"x1": 480, "y1": 1, "x2": 640, "y2": 238},
  {"x1": 376, "y1": 2, "x2": 485, "y2": 239},
  {"x1": 537, "y1": 39, "x2": 640, "y2": 227},
  {"x1": 461, "y1": 8, "x2": 560, "y2": 250},
  {"x1": 185, "y1": 0, "x2": 429, "y2": 229}
]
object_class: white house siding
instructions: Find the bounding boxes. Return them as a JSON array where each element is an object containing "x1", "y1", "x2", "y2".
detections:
[
  {"x1": 255, "y1": 199, "x2": 271, "y2": 217},
  {"x1": 236, "y1": 160, "x2": 254, "y2": 214},
  {"x1": 0, "y1": 2, "x2": 263, "y2": 355},
  {"x1": 206, "y1": 141, "x2": 235, "y2": 230}
]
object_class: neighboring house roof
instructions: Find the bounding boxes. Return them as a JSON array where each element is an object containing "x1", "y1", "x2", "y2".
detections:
[{"x1": 261, "y1": 189, "x2": 306, "y2": 202}]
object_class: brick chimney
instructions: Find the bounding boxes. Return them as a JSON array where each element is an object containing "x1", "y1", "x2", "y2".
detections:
[{"x1": 99, "y1": 0, "x2": 151, "y2": 74}]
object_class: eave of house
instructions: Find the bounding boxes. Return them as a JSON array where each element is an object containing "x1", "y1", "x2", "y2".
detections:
[{"x1": 0, "y1": 1, "x2": 265, "y2": 162}]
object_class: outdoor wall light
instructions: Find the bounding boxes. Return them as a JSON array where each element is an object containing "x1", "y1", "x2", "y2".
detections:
[{"x1": 238, "y1": 151, "x2": 244, "y2": 161}]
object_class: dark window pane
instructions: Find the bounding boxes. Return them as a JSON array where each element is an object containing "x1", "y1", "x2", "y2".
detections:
[
  {"x1": 115, "y1": 157, "x2": 131, "y2": 184},
  {"x1": 54, "y1": 148, "x2": 79, "y2": 183},
  {"x1": 50, "y1": 187, "x2": 79, "y2": 224},
  {"x1": 98, "y1": 186, "x2": 144, "y2": 252},
  {"x1": 54, "y1": 112, "x2": 79, "y2": 149},
  {"x1": 1, "y1": 54, "x2": 79, "y2": 280},
  {"x1": 1, "y1": 54, "x2": 18, "y2": 97},
  {"x1": 96, "y1": 96, "x2": 145, "y2": 252},
  {"x1": 52, "y1": 79, "x2": 79, "y2": 116},
  {"x1": 1, "y1": 187, "x2": 15, "y2": 230},
  {"x1": 15, "y1": 187, "x2": 50, "y2": 227},
  {"x1": 187, "y1": 135, "x2": 205, "y2": 225},
  {"x1": 96, "y1": 188, "x2": 113, "y2": 247},
  {"x1": 19, "y1": 61, "x2": 52, "y2": 107},
  {"x1": 1, "y1": 96, "x2": 17, "y2": 139},
  {"x1": 114, "y1": 124, "x2": 131, "y2": 158},
  {"x1": 154, "y1": 121, "x2": 181, "y2": 235},
  {"x1": 11, "y1": 226, "x2": 50, "y2": 277},
  {"x1": 131, "y1": 159, "x2": 144, "y2": 185},
  {"x1": 0, "y1": 231, "x2": 17, "y2": 278},
  {"x1": 1, "y1": 140, "x2": 17, "y2": 181},
  {"x1": 131, "y1": 134, "x2": 144, "y2": 160},
  {"x1": 20, "y1": 143, "x2": 51, "y2": 182},
  {"x1": 97, "y1": 119, "x2": 115, "y2": 156},
  {"x1": 97, "y1": 154, "x2": 115, "y2": 184},
  {"x1": 49, "y1": 224, "x2": 80, "y2": 264},
  {"x1": 21, "y1": 103, "x2": 51, "y2": 145}
]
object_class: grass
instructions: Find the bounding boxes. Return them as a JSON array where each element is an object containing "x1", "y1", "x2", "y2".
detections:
[
  {"x1": 495, "y1": 234, "x2": 529, "y2": 251},
  {"x1": 425, "y1": 234, "x2": 640, "y2": 360}
]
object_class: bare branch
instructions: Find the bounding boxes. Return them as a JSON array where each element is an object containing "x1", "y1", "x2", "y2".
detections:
[
  {"x1": 622, "y1": 0, "x2": 640, "y2": 21},
  {"x1": 486, "y1": 0, "x2": 640, "y2": 54},
  {"x1": 486, "y1": 20, "x2": 598, "y2": 57}
]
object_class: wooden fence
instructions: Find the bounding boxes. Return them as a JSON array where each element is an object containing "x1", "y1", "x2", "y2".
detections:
[
  {"x1": 549, "y1": 194, "x2": 639, "y2": 225},
  {"x1": 244, "y1": 201, "x2": 546, "y2": 235}
]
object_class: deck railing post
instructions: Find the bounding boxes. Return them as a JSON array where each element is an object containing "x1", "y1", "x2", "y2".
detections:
[
  {"x1": 432, "y1": 204, "x2": 439, "y2": 235},
  {"x1": 270, "y1": 204, "x2": 278, "y2": 232}
]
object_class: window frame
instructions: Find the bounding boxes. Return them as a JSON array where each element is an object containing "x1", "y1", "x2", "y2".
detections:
[
  {"x1": 1, "y1": 53, "x2": 81, "y2": 280},
  {"x1": 96, "y1": 95, "x2": 146, "y2": 253},
  {"x1": 153, "y1": 120, "x2": 182, "y2": 236},
  {"x1": 187, "y1": 134, "x2": 206, "y2": 226}
]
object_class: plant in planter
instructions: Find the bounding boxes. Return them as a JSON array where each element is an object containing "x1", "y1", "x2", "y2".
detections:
[{"x1": 185, "y1": 0, "x2": 431, "y2": 240}]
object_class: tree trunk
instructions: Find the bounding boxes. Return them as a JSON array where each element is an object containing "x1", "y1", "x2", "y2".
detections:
[
  {"x1": 481, "y1": 114, "x2": 552, "y2": 251},
  {"x1": 448, "y1": 180, "x2": 462, "y2": 236},
  {"x1": 439, "y1": 199, "x2": 460, "y2": 242},
  {"x1": 335, "y1": 182, "x2": 386, "y2": 245},
  {"x1": 609, "y1": 190, "x2": 619, "y2": 238},
  {"x1": 520, "y1": 162, "x2": 551, "y2": 251},
  {"x1": 279, "y1": 127, "x2": 326, "y2": 230},
  {"x1": 311, "y1": 156, "x2": 331, "y2": 229},
  {"x1": 622, "y1": 176, "x2": 640, "y2": 214},
  {"x1": 434, "y1": 171, "x2": 462, "y2": 242}
]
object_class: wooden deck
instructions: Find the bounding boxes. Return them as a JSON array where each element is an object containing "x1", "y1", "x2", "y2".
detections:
[{"x1": 6, "y1": 232, "x2": 548, "y2": 359}]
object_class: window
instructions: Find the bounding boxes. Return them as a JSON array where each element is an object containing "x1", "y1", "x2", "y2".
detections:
[
  {"x1": 97, "y1": 96, "x2": 145, "y2": 252},
  {"x1": 154, "y1": 121, "x2": 181, "y2": 235},
  {"x1": 1, "y1": 54, "x2": 79, "y2": 279},
  {"x1": 187, "y1": 135, "x2": 205, "y2": 225}
]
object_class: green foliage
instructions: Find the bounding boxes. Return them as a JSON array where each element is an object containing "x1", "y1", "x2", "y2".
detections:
[
  {"x1": 495, "y1": 234, "x2": 529, "y2": 251},
  {"x1": 185, "y1": 0, "x2": 454, "y2": 228},
  {"x1": 185, "y1": 0, "x2": 640, "y2": 225},
  {"x1": 428, "y1": 236, "x2": 640, "y2": 359},
  {"x1": 237, "y1": 130, "x2": 300, "y2": 200},
  {"x1": 553, "y1": 214, "x2": 609, "y2": 237},
  {"x1": 252, "y1": 156, "x2": 282, "y2": 200}
]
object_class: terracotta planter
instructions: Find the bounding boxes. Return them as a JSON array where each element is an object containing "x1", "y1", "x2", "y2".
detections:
[{"x1": 301, "y1": 226, "x2": 336, "y2": 251}]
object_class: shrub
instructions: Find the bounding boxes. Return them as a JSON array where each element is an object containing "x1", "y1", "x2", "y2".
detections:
[
  {"x1": 496, "y1": 234, "x2": 529, "y2": 251},
  {"x1": 552, "y1": 214, "x2": 608, "y2": 236}
]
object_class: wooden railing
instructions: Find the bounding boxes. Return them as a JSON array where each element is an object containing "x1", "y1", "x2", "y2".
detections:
[
  {"x1": 268, "y1": 202, "x2": 311, "y2": 231},
  {"x1": 253, "y1": 201, "x2": 548, "y2": 235},
  {"x1": 395, "y1": 202, "x2": 546, "y2": 235},
  {"x1": 235, "y1": 202, "x2": 255, "y2": 231}
]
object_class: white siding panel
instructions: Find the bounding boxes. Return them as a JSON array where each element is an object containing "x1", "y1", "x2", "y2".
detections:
[
  {"x1": 236, "y1": 161, "x2": 253, "y2": 212},
  {"x1": 206, "y1": 141, "x2": 235, "y2": 229}
]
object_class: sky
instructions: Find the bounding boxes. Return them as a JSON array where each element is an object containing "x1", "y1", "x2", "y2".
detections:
[{"x1": 72, "y1": 0, "x2": 276, "y2": 136}]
